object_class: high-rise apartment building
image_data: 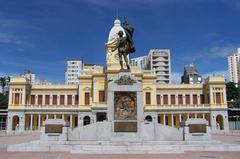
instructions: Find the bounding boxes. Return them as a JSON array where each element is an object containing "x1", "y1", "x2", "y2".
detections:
[
  {"x1": 130, "y1": 49, "x2": 171, "y2": 84},
  {"x1": 65, "y1": 59, "x2": 84, "y2": 84},
  {"x1": 228, "y1": 48, "x2": 240, "y2": 85},
  {"x1": 148, "y1": 49, "x2": 171, "y2": 84}
]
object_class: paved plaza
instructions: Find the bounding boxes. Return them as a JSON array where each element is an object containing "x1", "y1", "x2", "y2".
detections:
[{"x1": 0, "y1": 132, "x2": 240, "y2": 159}]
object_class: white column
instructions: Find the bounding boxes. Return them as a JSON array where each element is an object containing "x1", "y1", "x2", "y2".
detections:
[
  {"x1": 73, "y1": 95, "x2": 75, "y2": 105},
  {"x1": 35, "y1": 95, "x2": 38, "y2": 105},
  {"x1": 78, "y1": 81, "x2": 81, "y2": 105},
  {"x1": 50, "y1": 94, "x2": 53, "y2": 105},
  {"x1": 78, "y1": 113, "x2": 83, "y2": 127},
  {"x1": 187, "y1": 113, "x2": 190, "y2": 119},
  {"x1": 22, "y1": 89, "x2": 26, "y2": 105},
  {"x1": 183, "y1": 94, "x2": 186, "y2": 105},
  {"x1": 203, "y1": 113, "x2": 205, "y2": 119},
  {"x1": 197, "y1": 94, "x2": 200, "y2": 105},
  {"x1": 168, "y1": 94, "x2": 170, "y2": 105},
  {"x1": 46, "y1": 114, "x2": 49, "y2": 119},
  {"x1": 54, "y1": 114, "x2": 56, "y2": 119},
  {"x1": 43, "y1": 95, "x2": 45, "y2": 105},
  {"x1": 91, "y1": 114, "x2": 96, "y2": 123},
  {"x1": 223, "y1": 87, "x2": 227, "y2": 104},
  {"x1": 65, "y1": 95, "x2": 67, "y2": 106},
  {"x1": 160, "y1": 95, "x2": 163, "y2": 105},
  {"x1": 62, "y1": 114, "x2": 64, "y2": 119},
  {"x1": 19, "y1": 113, "x2": 25, "y2": 132},
  {"x1": 93, "y1": 80, "x2": 96, "y2": 103},
  {"x1": 195, "y1": 113, "x2": 197, "y2": 118},
  {"x1": 171, "y1": 114, "x2": 174, "y2": 127},
  {"x1": 154, "y1": 85, "x2": 157, "y2": 105},
  {"x1": 57, "y1": 95, "x2": 60, "y2": 105},
  {"x1": 176, "y1": 95, "x2": 178, "y2": 105},
  {"x1": 179, "y1": 114, "x2": 182, "y2": 122},
  {"x1": 9, "y1": 89, "x2": 13, "y2": 105},
  {"x1": 190, "y1": 93, "x2": 193, "y2": 105},
  {"x1": 209, "y1": 85, "x2": 214, "y2": 104},
  {"x1": 7, "y1": 115, "x2": 12, "y2": 132},
  {"x1": 70, "y1": 114, "x2": 73, "y2": 128},
  {"x1": 30, "y1": 114, "x2": 33, "y2": 131},
  {"x1": 38, "y1": 114, "x2": 41, "y2": 130},
  {"x1": 163, "y1": 114, "x2": 166, "y2": 125}
]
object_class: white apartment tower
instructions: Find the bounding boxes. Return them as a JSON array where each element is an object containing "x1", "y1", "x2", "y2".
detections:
[
  {"x1": 228, "y1": 48, "x2": 240, "y2": 85},
  {"x1": 130, "y1": 49, "x2": 171, "y2": 84},
  {"x1": 21, "y1": 70, "x2": 36, "y2": 84},
  {"x1": 149, "y1": 49, "x2": 171, "y2": 84},
  {"x1": 65, "y1": 59, "x2": 84, "y2": 84},
  {"x1": 130, "y1": 56, "x2": 148, "y2": 69}
]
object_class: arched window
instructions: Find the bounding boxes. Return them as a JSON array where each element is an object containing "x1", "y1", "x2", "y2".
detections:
[
  {"x1": 145, "y1": 115, "x2": 153, "y2": 122},
  {"x1": 12, "y1": 115, "x2": 19, "y2": 131},
  {"x1": 216, "y1": 115, "x2": 224, "y2": 130},
  {"x1": 83, "y1": 116, "x2": 91, "y2": 126}
]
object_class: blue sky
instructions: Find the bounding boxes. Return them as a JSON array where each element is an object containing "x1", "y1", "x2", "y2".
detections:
[{"x1": 0, "y1": 0, "x2": 240, "y2": 83}]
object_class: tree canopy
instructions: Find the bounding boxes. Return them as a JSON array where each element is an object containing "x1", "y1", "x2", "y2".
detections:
[
  {"x1": 226, "y1": 82, "x2": 240, "y2": 101},
  {"x1": 0, "y1": 93, "x2": 7, "y2": 109}
]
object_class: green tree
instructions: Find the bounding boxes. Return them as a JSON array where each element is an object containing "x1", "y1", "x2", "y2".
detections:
[
  {"x1": 0, "y1": 77, "x2": 6, "y2": 90},
  {"x1": 0, "y1": 76, "x2": 10, "y2": 90},
  {"x1": 226, "y1": 82, "x2": 240, "y2": 101},
  {"x1": 0, "y1": 93, "x2": 7, "y2": 109}
]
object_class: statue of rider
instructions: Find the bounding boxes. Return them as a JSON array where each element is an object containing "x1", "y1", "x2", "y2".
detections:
[{"x1": 112, "y1": 19, "x2": 136, "y2": 70}]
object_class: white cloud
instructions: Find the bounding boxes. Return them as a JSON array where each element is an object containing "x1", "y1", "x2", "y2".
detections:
[
  {"x1": 0, "y1": 13, "x2": 35, "y2": 51},
  {"x1": 209, "y1": 43, "x2": 238, "y2": 58},
  {"x1": 221, "y1": 0, "x2": 240, "y2": 8},
  {"x1": 0, "y1": 33, "x2": 16, "y2": 44},
  {"x1": 179, "y1": 42, "x2": 239, "y2": 63},
  {"x1": 171, "y1": 72, "x2": 182, "y2": 84},
  {"x1": 0, "y1": 32, "x2": 34, "y2": 50}
]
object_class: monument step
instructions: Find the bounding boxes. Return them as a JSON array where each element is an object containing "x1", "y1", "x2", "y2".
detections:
[
  {"x1": 71, "y1": 145, "x2": 184, "y2": 154},
  {"x1": 66, "y1": 140, "x2": 221, "y2": 146},
  {"x1": 8, "y1": 141, "x2": 240, "y2": 153}
]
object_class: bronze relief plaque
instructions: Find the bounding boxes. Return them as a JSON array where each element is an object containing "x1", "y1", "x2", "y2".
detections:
[
  {"x1": 114, "y1": 91, "x2": 137, "y2": 120},
  {"x1": 45, "y1": 124, "x2": 63, "y2": 133},
  {"x1": 114, "y1": 122, "x2": 137, "y2": 132},
  {"x1": 189, "y1": 124, "x2": 206, "y2": 133}
]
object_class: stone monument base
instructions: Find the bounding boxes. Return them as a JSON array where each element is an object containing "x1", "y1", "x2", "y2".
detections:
[
  {"x1": 7, "y1": 121, "x2": 240, "y2": 154},
  {"x1": 8, "y1": 138, "x2": 240, "y2": 154}
]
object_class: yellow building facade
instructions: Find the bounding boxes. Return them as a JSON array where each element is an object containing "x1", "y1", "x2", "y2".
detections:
[{"x1": 7, "y1": 19, "x2": 229, "y2": 133}]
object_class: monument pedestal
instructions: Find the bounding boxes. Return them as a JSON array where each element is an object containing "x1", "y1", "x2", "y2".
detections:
[
  {"x1": 183, "y1": 119, "x2": 211, "y2": 141},
  {"x1": 40, "y1": 119, "x2": 68, "y2": 142},
  {"x1": 108, "y1": 71, "x2": 143, "y2": 138}
]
